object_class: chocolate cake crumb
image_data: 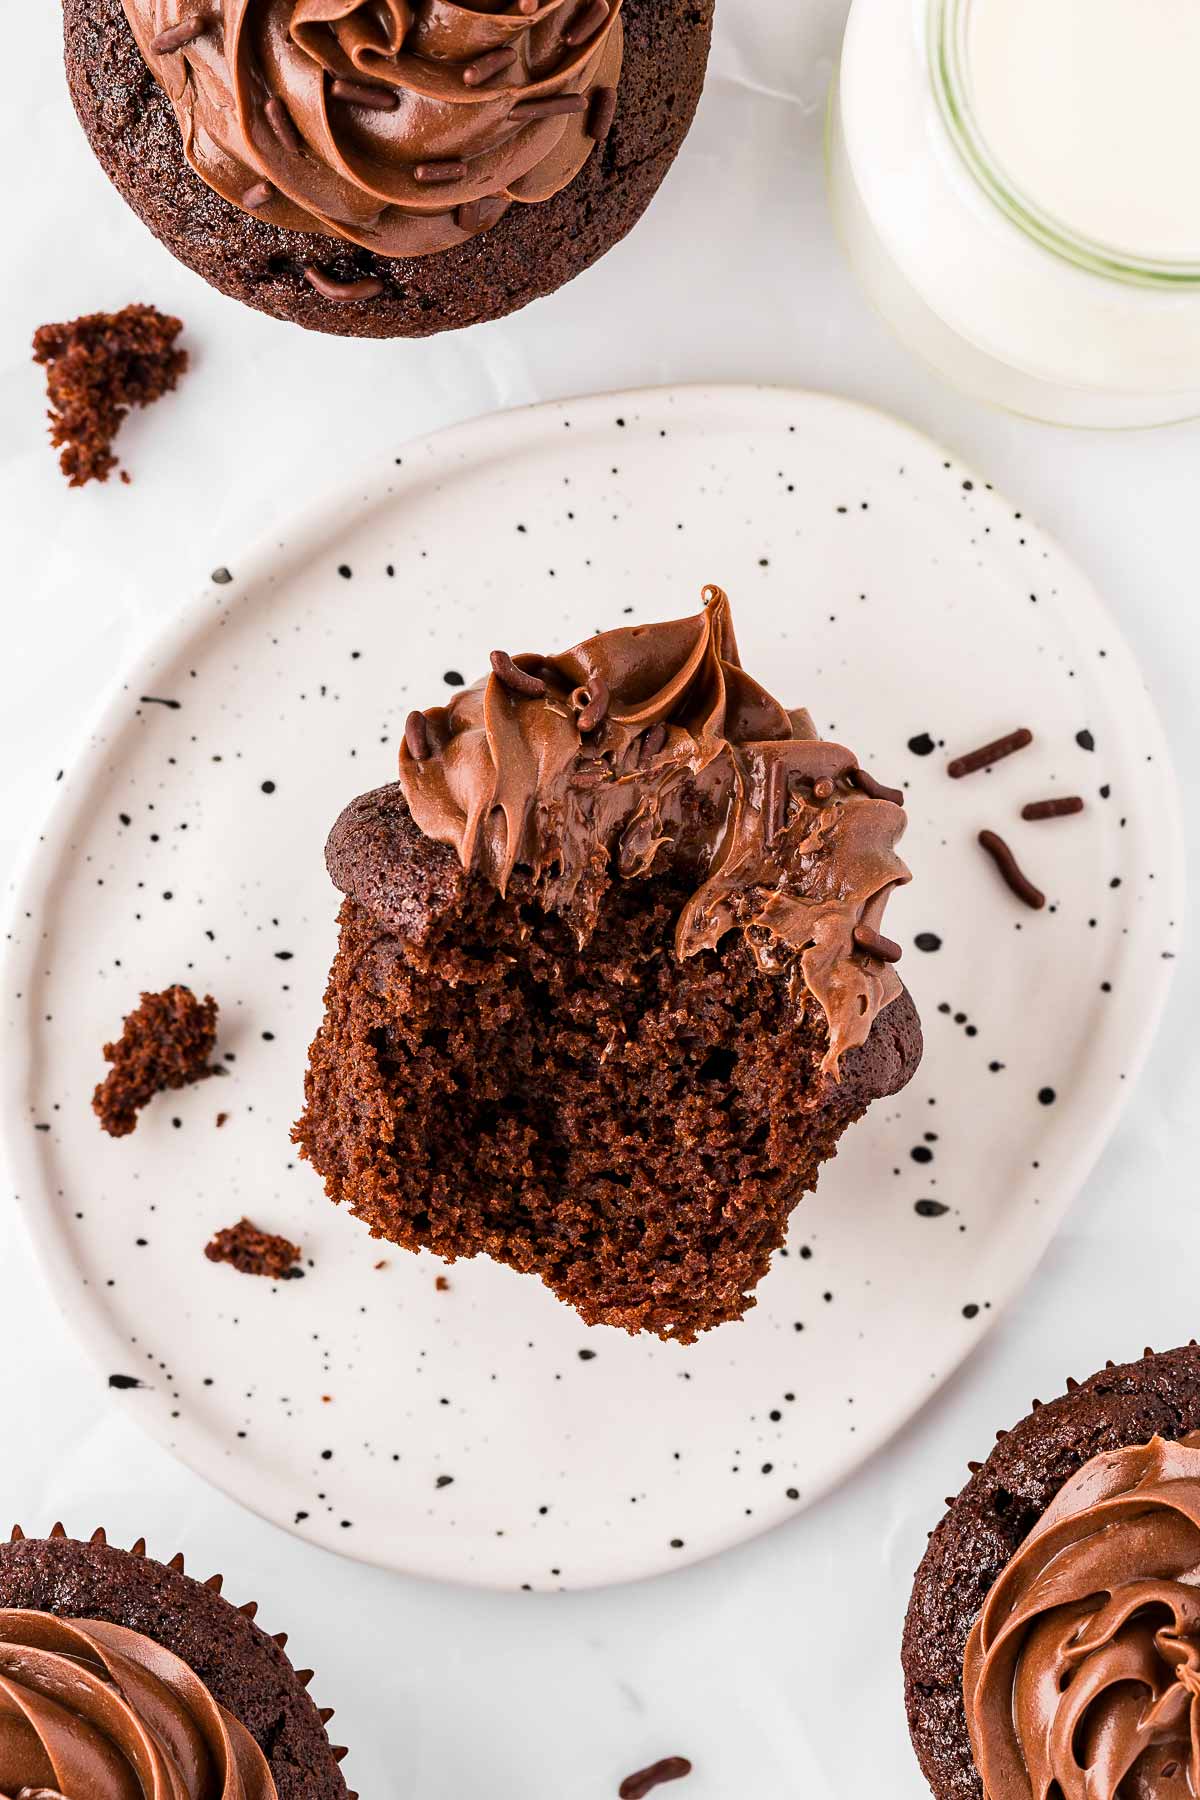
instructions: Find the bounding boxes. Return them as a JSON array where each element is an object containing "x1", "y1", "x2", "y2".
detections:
[
  {"x1": 619, "y1": 1757, "x2": 692, "y2": 1799},
  {"x1": 93, "y1": 986, "x2": 218, "y2": 1137},
  {"x1": 204, "y1": 1218, "x2": 302, "y2": 1280},
  {"x1": 32, "y1": 303, "x2": 187, "y2": 487}
]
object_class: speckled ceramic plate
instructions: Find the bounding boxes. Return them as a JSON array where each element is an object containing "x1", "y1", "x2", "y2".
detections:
[{"x1": 2, "y1": 387, "x2": 1182, "y2": 1589}]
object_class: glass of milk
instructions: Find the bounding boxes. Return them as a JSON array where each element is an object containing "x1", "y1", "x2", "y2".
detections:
[{"x1": 828, "y1": 0, "x2": 1200, "y2": 426}]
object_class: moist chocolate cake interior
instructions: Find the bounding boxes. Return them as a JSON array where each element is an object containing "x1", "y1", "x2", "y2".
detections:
[{"x1": 294, "y1": 591, "x2": 922, "y2": 1340}]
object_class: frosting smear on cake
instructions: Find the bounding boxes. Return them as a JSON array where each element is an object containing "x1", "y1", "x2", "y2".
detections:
[{"x1": 399, "y1": 586, "x2": 910, "y2": 1073}]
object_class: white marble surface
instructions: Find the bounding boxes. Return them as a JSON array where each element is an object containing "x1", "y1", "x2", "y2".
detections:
[{"x1": 2, "y1": 6, "x2": 1198, "y2": 1797}]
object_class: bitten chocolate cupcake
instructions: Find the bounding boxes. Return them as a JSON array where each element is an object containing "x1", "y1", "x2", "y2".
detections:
[
  {"x1": 0, "y1": 1525, "x2": 351, "y2": 1798},
  {"x1": 63, "y1": 0, "x2": 714, "y2": 338},
  {"x1": 294, "y1": 586, "x2": 922, "y2": 1340},
  {"x1": 903, "y1": 1341, "x2": 1200, "y2": 1800}
]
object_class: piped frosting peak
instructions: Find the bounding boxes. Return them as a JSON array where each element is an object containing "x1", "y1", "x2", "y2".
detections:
[{"x1": 398, "y1": 587, "x2": 910, "y2": 1073}]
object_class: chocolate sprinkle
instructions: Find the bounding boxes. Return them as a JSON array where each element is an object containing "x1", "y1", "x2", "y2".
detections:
[
  {"x1": 619, "y1": 1758, "x2": 692, "y2": 1800},
  {"x1": 413, "y1": 160, "x2": 469, "y2": 184},
  {"x1": 510, "y1": 94, "x2": 589, "y2": 122},
  {"x1": 641, "y1": 721, "x2": 668, "y2": 762},
  {"x1": 853, "y1": 768, "x2": 905, "y2": 806},
  {"x1": 564, "y1": 0, "x2": 610, "y2": 47},
  {"x1": 948, "y1": 728, "x2": 1033, "y2": 779},
  {"x1": 242, "y1": 181, "x2": 274, "y2": 209},
  {"x1": 587, "y1": 85, "x2": 619, "y2": 143},
  {"x1": 455, "y1": 196, "x2": 507, "y2": 233},
  {"x1": 490, "y1": 650, "x2": 547, "y2": 698},
  {"x1": 763, "y1": 759, "x2": 788, "y2": 846},
  {"x1": 329, "y1": 78, "x2": 399, "y2": 111},
  {"x1": 1021, "y1": 796, "x2": 1085, "y2": 821},
  {"x1": 404, "y1": 711, "x2": 431, "y2": 762},
  {"x1": 853, "y1": 924, "x2": 903, "y2": 964},
  {"x1": 978, "y1": 829, "x2": 1046, "y2": 910},
  {"x1": 302, "y1": 266, "x2": 385, "y2": 302},
  {"x1": 462, "y1": 46, "x2": 518, "y2": 87},
  {"x1": 149, "y1": 15, "x2": 205, "y2": 53},
  {"x1": 575, "y1": 677, "x2": 610, "y2": 734},
  {"x1": 264, "y1": 95, "x2": 302, "y2": 154}
]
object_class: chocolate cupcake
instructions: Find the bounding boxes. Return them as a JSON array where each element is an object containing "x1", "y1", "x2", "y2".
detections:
[
  {"x1": 293, "y1": 586, "x2": 922, "y2": 1340},
  {"x1": 0, "y1": 1524, "x2": 351, "y2": 1798},
  {"x1": 903, "y1": 1341, "x2": 1200, "y2": 1800},
  {"x1": 63, "y1": 0, "x2": 714, "y2": 338}
]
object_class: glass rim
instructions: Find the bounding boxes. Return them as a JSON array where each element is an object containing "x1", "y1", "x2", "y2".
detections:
[{"x1": 928, "y1": 0, "x2": 1200, "y2": 290}]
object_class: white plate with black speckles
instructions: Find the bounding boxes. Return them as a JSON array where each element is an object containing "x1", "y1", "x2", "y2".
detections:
[{"x1": 2, "y1": 386, "x2": 1182, "y2": 1589}]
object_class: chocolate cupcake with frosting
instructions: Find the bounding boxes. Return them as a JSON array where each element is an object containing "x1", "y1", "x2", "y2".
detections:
[
  {"x1": 63, "y1": 0, "x2": 714, "y2": 336},
  {"x1": 294, "y1": 585, "x2": 922, "y2": 1340},
  {"x1": 0, "y1": 1525, "x2": 351, "y2": 1798},
  {"x1": 903, "y1": 1341, "x2": 1200, "y2": 1800}
]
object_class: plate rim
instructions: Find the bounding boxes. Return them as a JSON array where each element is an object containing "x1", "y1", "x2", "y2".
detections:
[{"x1": 1, "y1": 381, "x2": 1186, "y2": 1589}]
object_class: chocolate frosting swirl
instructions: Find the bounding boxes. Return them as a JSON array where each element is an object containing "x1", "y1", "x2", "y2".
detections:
[
  {"x1": 120, "y1": 0, "x2": 624, "y2": 256},
  {"x1": 0, "y1": 1611, "x2": 276, "y2": 1799},
  {"x1": 965, "y1": 1434, "x2": 1200, "y2": 1800},
  {"x1": 398, "y1": 586, "x2": 910, "y2": 1073}
]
